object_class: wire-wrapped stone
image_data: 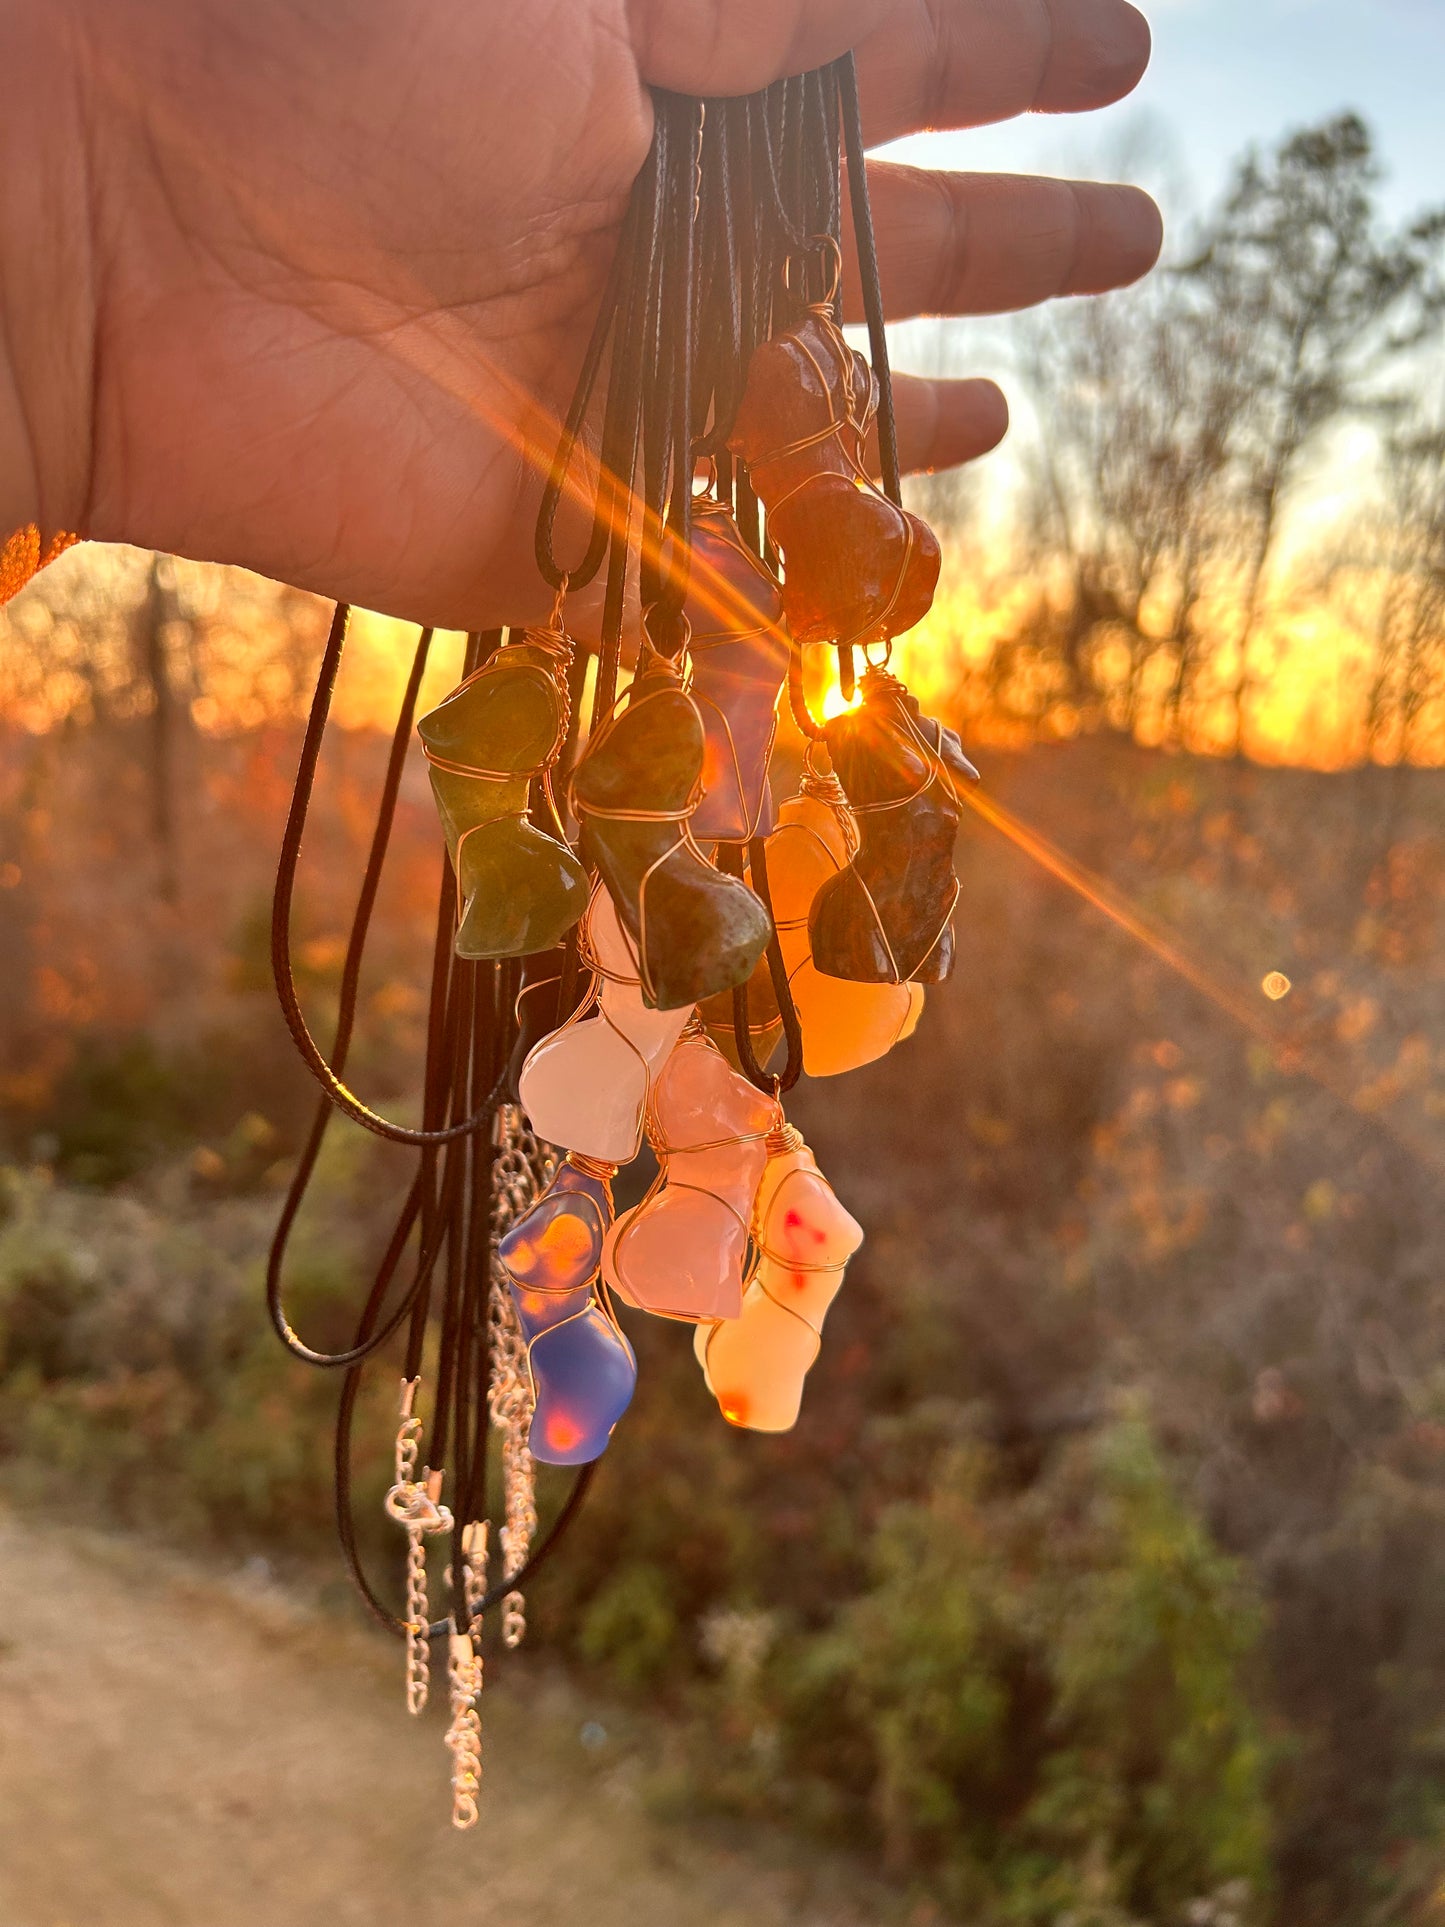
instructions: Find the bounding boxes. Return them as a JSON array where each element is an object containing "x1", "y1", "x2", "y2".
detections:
[
  {"x1": 728, "y1": 311, "x2": 940, "y2": 650},
  {"x1": 570, "y1": 666, "x2": 771, "y2": 1011},
  {"x1": 809, "y1": 671, "x2": 979, "y2": 985},
  {"x1": 498, "y1": 1158, "x2": 636, "y2": 1466},
  {"x1": 685, "y1": 500, "x2": 790, "y2": 844},
  {"x1": 695, "y1": 1123, "x2": 862, "y2": 1432},
  {"x1": 419, "y1": 633, "x2": 588, "y2": 959}
]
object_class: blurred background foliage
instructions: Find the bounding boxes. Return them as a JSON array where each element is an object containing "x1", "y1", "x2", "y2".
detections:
[{"x1": 2, "y1": 113, "x2": 1445, "y2": 1927}]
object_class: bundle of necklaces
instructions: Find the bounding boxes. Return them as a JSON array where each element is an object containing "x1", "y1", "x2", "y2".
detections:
[{"x1": 269, "y1": 52, "x2": 978, "y2": 1826}]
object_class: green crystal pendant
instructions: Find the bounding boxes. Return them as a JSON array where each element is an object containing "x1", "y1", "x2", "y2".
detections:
[
  {"x1": 809, "y1": 670, "x2": 979, "y2": 986},
  {"x1": 570, "y1": 665, "x2": 772, "y2": 1011},
  {"x1": 419, "y1": 634, "x2": 589, "y2": 960}
]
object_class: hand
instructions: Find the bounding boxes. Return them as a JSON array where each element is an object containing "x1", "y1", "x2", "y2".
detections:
[{"x1": 2, "y1": 0, "x2": 1159, "y2": 630}]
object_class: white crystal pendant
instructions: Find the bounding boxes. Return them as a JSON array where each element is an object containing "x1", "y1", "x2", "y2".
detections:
[{"x1": 518, "y1": 886, "x2": 692, "y2": 1162}]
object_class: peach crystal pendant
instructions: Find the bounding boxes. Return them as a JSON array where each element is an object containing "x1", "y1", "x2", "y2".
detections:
[{"x1": 602, "y1": 1032, "x2": 775, "y2": 1323}]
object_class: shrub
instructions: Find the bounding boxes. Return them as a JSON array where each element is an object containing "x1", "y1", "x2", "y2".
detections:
[{"x1": 772, "y1": 1417, "x2": 1270, "y2": 1924}]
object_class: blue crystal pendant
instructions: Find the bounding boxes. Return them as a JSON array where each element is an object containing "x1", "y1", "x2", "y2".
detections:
[{"x1": 498, "y1": 1160, "x2": 636, "y2": 1465}]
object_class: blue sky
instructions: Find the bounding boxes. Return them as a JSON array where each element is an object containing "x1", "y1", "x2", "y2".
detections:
[{"x1": 890, "y1": 0, "x2": 1443, "y2": 227}]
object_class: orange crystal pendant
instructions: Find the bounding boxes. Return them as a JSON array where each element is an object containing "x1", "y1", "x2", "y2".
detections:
[
  {"x1": 695, "y1": 1124, "x2": 863, "y2": 1433},
  {"x1": 770, "y1": 789, "x2": 923, "y2": 1075}
]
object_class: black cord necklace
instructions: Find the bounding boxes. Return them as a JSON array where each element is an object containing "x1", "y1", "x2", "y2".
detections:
[{"x1": 267, "y1": 49, "x2": 954, "y2": 1828}]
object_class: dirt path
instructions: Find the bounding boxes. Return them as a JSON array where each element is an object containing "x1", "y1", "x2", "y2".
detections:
[{"x1": 0, "y1": 1513, "x2": 878, "y2": 1927}]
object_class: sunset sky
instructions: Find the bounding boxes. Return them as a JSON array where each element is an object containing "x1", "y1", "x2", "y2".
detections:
[{"x1": 877, "y1": 0, "x2": 1444, "y2": 756}]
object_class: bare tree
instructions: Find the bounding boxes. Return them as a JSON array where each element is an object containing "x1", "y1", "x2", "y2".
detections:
[
  {"x1": 130, "y1": 557, "x2": 187, "y2": 904},
  {"x1": 1008, "y1": 114, "x2": 1443, "y2": 761},
  {"x1": 1181, "y1": 115, "x2": 1444, "y2": 755},
  {"x1": 1012, "y1": 267, "x2": 1244, "y2": 741},
  {"x1": 1363, "y1": 402, "x2": 1445, "y2": 767}
]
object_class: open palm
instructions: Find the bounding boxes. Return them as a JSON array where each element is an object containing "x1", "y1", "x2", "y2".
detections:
[{"x1": 23, "y1": 0, "x2": 1159, "y2": 629}]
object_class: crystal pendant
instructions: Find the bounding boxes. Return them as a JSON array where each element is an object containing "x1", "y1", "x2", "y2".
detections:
[
  {"x1": 603, "y1": 1033, "x2": 774, "y2": 1322},
  {"x1": 695, "y1": 1125, "x2": 862, "y2": 1432},
  {"x1": 518, "y1": 887, "x2": 693, "y2": 1164},
  {"x1": 498, "y1": 1159, "x2": 635, "y2": 1466}
]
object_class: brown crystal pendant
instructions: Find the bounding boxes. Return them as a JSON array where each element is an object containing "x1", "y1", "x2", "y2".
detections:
[{"x1": 727, "y1": 310, "x2": 940, "y2": 650}]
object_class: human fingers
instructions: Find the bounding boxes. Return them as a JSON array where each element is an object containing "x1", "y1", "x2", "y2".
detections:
[
  {"x1": 626, "y1": 0, "x2": 892, "y2": 93},
  {"x1": 845, "y1": 164, "x2": 1162, "y2": 320},
  {"x1": 881, "y1": 374, "x2": 1009, "y2": 475},
  {"x1": 855, "y1": 0, "x2": 1152, "y2": 144},
  {"x1": 629, "y1": 0, "x2": 1150, "y2": 139}
]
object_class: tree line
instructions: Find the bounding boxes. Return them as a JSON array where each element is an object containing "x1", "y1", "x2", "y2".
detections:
[{"x1": 928, "y1": 113, "x2": 1445, "y2": 766}]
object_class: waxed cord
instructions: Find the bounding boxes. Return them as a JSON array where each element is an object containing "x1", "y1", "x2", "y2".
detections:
[{"x1": 273, "y1": 47, "x2": 904, "y2": 1645}]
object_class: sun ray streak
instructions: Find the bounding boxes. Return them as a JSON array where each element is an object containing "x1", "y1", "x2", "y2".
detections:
[{"x1": 958, "y1": 784, "x2": 1445, "y2": 1178}]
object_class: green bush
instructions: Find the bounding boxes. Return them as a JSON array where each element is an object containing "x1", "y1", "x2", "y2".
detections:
[
  {"x1": 42, "y1": 1035, "x2": 198, "y2": 1185},
  {"x1": 765, "y1": 1418, "x2": 1270, "y2": 1924},
  {"x1": 0, "y1": 1157, "x2": 396, "y2": 1570},
  {"x1": 579, "y1": 1561, "x2": 682, "y2": 1688}
]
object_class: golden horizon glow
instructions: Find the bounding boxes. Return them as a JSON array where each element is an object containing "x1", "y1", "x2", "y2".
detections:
[
  {"x1": 891, "y1": 565, "x2": 1445, "y2": 772},
  {"x1": 5, "y1": 546, "x2": 1443, "y2": 776}
]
